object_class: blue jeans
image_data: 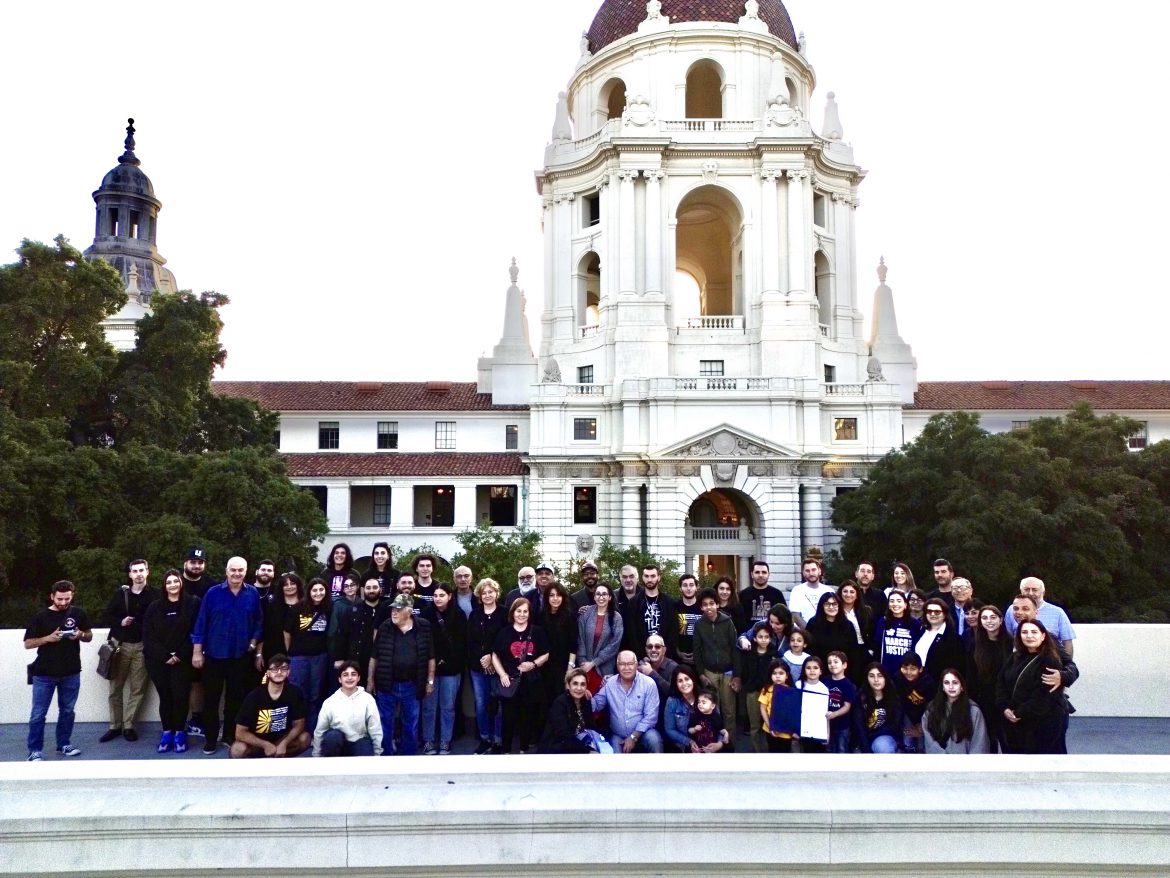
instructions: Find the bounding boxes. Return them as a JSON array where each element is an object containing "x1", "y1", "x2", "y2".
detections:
[
  {"x1": 469, "y1": 669, "x2": 502, "y2": 743},
  {"x1": 290, "y1": 653, "x2": 329, "y2": 734},
  {"x1": 830, "y1": 726, "x2": 853, "y2": 753},
  {"x1": 609, "y1": 728, "x2": 664, "y2": 753},
  {"x1": 420, "y1": 675, "x2": 460, "y2": 745},
  {"x1": 318, "y1": 727, "x2": 375, "y2": 757},
  {"x1": 28, "y1": 674, "x2": 81, "y2": 752},
  {"x1": 869, "y1": 734, "x2": 898, "y2": 754},
  {"x1": 376, "y1": 682, "x2": 420, "y2": 755}
]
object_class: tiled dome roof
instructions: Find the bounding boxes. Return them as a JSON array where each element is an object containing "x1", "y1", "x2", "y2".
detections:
[{"x1": 586, "y1": 0, "x2": 798, "y2": 53}]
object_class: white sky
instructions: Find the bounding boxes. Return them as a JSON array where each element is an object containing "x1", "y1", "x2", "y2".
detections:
[{"x1": 3, "y1": 1, "x2": 1168, "y2": 383}]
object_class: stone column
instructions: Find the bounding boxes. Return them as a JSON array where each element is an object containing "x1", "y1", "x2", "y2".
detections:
[
  {"x1": 617, "y1": 169, "x2": 638, "y2": 296},
  {"x1": 786, "y1": 168, "x2": 809, "y2": 297},
  {"x1": 760, "y1": 170, "x2": 782, "y2": 300},
  {"x1": 642, "y1": 169, "x2": 664, "y2": 296},
  {"x1": 326, "y1": 484, "x2": 351, "y2": 532},
  {"x1": 454, "y1": 484, "x2": 477, "y2": 529},
  {"x1": 799, "y1": 482, "x2": 825, "y2": 557}
]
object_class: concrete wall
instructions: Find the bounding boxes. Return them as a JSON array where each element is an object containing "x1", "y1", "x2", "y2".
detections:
[
  {"x1": 2, "y1": 624, "x2": 1167, "y2": 725},
  {"x1": 1, "y1": 756, "x2": 1169, "y2": 876}
]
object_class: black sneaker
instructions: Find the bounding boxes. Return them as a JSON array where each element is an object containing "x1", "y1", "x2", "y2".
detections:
[
  {"x1": 490, "y1": 742, "x2": 504, "y2": 755},
  {"x1": 184, "y1": 721, "x2": 205, "y2": 738},
  {"x1": 202, "y1": 742, "x2": 218, "y2": 756},
  {"x1": 123, "y1": 728, "x2": 139, "y2": 742},
  {"x1": 98, "y1": 729, "x2": 122, "y2": 743},
  {"x1": 474, "y1": 739, "x2": 492, "y2": 755}
]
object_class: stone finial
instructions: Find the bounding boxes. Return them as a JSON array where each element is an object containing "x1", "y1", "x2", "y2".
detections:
[
  {"x1": 822, "y1": 91, "x2": 844, "y2": 141},
  {"x1": 877, "y1": 256, "x2": 888, "y2": 284},
  {"x1": 798, "y1": 31, "x2": 807, "y2": 55},
  {"x1": 866, "y1": 354, "x2": 887, "y2": 382},
  {"x1": 744, "y1": 0, "x2": 760, "y2": 19},
  {"x1": 579, "y1": 31, "x2": 591, "y2": 57},
  {"x1": 645, "y1": 0, "x2": 663, "y2": 20},
  {"x1": 550, "y1": 92, "x2": 572, "y2": 143},
  {"x1": 542, "y1": 357, "x2": 562, "y2": 383},
  {"x1": 509, "y1": 257, "x2": 519, "y2": 286},
  {"x1": 126, "y1": 262, "x2": 141, "y2": 298},
  {"x1": 119, "y1": 117, "x2": 140, "y2": 166}
]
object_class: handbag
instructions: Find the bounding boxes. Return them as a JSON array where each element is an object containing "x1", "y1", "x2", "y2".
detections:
[
  {"x1": 493, "y1": 674, "x2": 521, "y2": 699},
  {"x1": 97, "y1": 637, "x2": 121, "y2": 680}
]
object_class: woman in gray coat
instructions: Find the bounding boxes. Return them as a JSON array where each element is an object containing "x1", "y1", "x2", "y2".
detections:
[
  {"x1": 922, "y1": 668, "x2": 990, "y2": 754},
  {"x1": 576, "y1": 583, "x2": 624, "y2": 682}
]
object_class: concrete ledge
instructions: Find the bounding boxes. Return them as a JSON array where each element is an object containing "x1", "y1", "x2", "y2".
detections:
[{"x1": 2, "y1": 755, "x2": 1168, "y2": 876}]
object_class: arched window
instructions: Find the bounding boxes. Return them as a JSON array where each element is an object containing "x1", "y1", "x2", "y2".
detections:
[
  {"x1": 685, "y1": 60, "x2": 723, "y2": 119},
  {"x1": 597, "y1": 78, "x2": 627, "y2": 127},
  {"x1": 675, "y1": 186, "x2": 743, "y2": 319},
  {"x1": 815, "y1": 251, "x2": 833, "y2": 335},
  {"x1": 575, "y1": 251, "x2": 601, "y2": 329}
]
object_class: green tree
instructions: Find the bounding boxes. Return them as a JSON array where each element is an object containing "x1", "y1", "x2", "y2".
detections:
[
  {"x1": 831, "y1": 406, "x2": 1170, "y2": 622},
  {"x1": 451, "y1": 523, "x2": 543, "y2": 586},
  {"x1": 562, "y1": 537, "x2": 682, "y2": 596},
  {"x1": 0, "y1": 237, "x2": 324, "y2": 624}
]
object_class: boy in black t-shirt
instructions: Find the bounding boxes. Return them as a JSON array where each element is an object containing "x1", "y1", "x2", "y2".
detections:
[
  {"x1": 23, "y1": 580, "x2": 93, "y2": 761},
  {"x1": 229, "y1": 654, "x2": 310, "y2": 758}
]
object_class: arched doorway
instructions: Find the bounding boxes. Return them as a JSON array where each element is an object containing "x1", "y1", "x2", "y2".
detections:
[
  {"x1": 674, "y1": 186, "x2": 744, "y2": 320},
  {"x1": 685, "y1": 488, "x2": 760, "y2": 584}
]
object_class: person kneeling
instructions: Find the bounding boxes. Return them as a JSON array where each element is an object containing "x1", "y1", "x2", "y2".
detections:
[
  {"x1": 314, "y1": 661, "x2": 383, "y2": 756},
  {"x1": 230, "y1": 654, "x2": 310, "y2": 758}
]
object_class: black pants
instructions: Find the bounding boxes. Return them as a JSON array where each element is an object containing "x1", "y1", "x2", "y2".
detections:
[
  {"x1": 146, "y1": 658, "x2": 192, "y2": 731},
  {"x1": 202, "y1": 656, "x2": 252, "y2": 745},
  {"x1": 500, "y1": 698, "x2": 542, "y2": 753}
]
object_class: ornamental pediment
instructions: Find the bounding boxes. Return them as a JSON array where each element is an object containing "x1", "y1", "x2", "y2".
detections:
[{"x1": 654, "y1": 424, "x2": 801, "y2": 460}]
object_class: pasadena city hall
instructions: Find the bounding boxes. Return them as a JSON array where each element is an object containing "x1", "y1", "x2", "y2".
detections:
[{"x1": 86, "y1": 0, "x2": 1170, "y2": 585}]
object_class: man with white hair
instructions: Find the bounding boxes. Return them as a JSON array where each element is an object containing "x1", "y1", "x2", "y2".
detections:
[
  {"x1": 1004, "y1": 577, "x2": 1076, "y2": 656},
  {"x1": 191, "y1": 556, "x2": 263, "y2": 755},
  {"x1": 504, "y1": 566, "x2": 543, "y2": 620}
]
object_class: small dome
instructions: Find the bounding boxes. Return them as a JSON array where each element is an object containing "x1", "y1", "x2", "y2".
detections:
[
  {"x1": 587, "y1": 0, "x2": 798, "y2": 53},
  {"x1": 99, "y1": 162, "x2": 155, "y2": 198}
]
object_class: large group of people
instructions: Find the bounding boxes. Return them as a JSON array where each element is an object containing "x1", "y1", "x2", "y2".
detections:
[{"x1": 22, "y1": 545, "x2": 1079, "y2": 761}]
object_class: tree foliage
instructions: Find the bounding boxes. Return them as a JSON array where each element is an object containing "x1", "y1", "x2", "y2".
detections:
[
  {"x1": 831, "y1": 407, "x2": 1170, "y2": 622},
  {"x1": 0, "y1": 237, "x2": 325, "y2": 624},
  {"x1": 451, "y1": 523, "x2": 543, "y2": 587}
]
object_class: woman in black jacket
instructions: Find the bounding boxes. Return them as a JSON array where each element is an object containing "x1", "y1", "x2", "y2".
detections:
[
  {"x1": 804, "y1": 593, "x2": 857, "y2": 665},
  {"x1": 915, "y1": 597, "x2": 966, "y2": 683},
  {"x1": 997, "y1": 619, "x2": 1066, "y2": 754},
  {"x1": 966, "y1": 604, "x2": 1013, "y2": 752},
  {"x1": 540, "y1": 583, "x2": 578, "y2": 709},
  {"x1": 142, "y1": 569, "x2": 200, "y2": 754},
  {"x1": 466, "y1": 578, "x2": 508, "y2": 754},
  {"x1": 538, "y1": 667, "x2": 598, "y2": 754},
  {"x1": 420, "y1": 583, "x2": 467, "y2": 754},
  {"x1": 492, "y1": 598, "x2": 551, "y2": 754}
]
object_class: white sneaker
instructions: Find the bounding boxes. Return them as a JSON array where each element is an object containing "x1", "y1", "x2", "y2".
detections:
[
  {"x1": 56, "y1": 744, "x2": 82, "y2": 758},
  {"x1": 27, "y1": 751, "x2": 43, "y2": 762}
]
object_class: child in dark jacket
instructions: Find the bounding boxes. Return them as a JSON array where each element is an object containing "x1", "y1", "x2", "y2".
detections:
[
  {"x1": 856, "y1": 662, "x2": 903, "y2": 753},
  {"x1": 687, "y1": 691, "x2": 729, "y2": 752},
  {"x1": 895, "y1": 653, "x2": 936, "y2": 754},
  {"x1": 742, "y1": 623, "x2": 779, "y2": 753}
]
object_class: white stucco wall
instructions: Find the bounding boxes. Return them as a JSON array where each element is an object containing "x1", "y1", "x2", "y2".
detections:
[{"x1": 0, "y1": 624, "x2": 1165, "y2": 725}]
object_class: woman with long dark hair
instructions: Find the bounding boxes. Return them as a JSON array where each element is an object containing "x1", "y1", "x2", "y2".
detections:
[
  {"x1": 361, "y1": 542, "x2": 400, "y2": 595},
  {"x1": 836, "y1": 580, "x2": 875, "y2": 685},
  {"x1": 967, "y1": 604, "x2": 1012, "y2": 752},
  {"x1": 420, "y1": 583, "x2": 466, "y2": 755},
  {"x1": 262, "y1": 572, "x2": 303, "y2": 668},
  {"x1": 575, "y1": 583, "x2": 623, "y2": 691},
  {"x1": 663, "y1": 666, "x2": 703, "y2": 753},
  {"x1": 804, "y1": 592, "x2": 856, "y2": 666},
  {"x1": 856, "y1": 663, "x2": 903, "y2": 753},
  {"x1": 285, "y1": 578, "x2": 332, "y2": 734},
  {"x1": 319, "y1": 543, "x2": 356, "y2": 601},
  {"x1": 492, "y1": 598, "x2": 550, "y2": 754},
  {"x1": 874, "y1": 591, "x2": 921, "y2": 678},
  {"x1": 714, "y1": 576, "x2": 749, "y2": 635},
  {"x1": 996, "y1": 620, "x2": 1066, "y2": 754},
  {"x1": 143, "y1": 569, "x2": 200, "y2": 753},
  {"x1": 540, "y1": 582, "x2": 578, "y2": 708},
  {"x1": 922, "y1": 668, "x2": 990, "y2": 754}
]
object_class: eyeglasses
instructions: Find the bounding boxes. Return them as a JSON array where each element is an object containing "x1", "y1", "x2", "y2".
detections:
[
  {"x1": 518, "y1": 575, "x2": 535, "y2": 581},
  {"x1": 925, "y1": 609, "x2": 945, "y2": 615},
  {"x1": 268, "y1": 665, "x2": 290, "y2": 673},
  {"x1": 646, "y1": 643, "x2": 664, "y2": 650}
]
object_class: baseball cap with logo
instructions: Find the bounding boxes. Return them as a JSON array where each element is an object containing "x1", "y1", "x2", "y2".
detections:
[
  {"x1": 186, "y1": 547, "x2": 206, "y2": 561},
  {"x1": 391, "y1": 593, "x2": 414, "y2": 610}
]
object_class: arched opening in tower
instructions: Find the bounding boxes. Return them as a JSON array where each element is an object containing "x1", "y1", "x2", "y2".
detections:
[
  {"x1": 685, "y1": 60, "x2": 724, "y2": 119},
  {"x1": 675, "y1": 185, "x2": 743, "y2": 318}
]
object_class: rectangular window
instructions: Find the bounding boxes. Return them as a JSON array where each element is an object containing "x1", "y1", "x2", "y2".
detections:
[
  {"x1": 304, "y1": 486, "x2": 328, "y2": 515},
  {"x1": 129, "y1": 210, "x2": 140, "y2": 238},
  {"x1": 377, "y1": 421, "x2": 399, "y2": 450},
  {"x1": 1011, "y1": 420, "x2": 1031, "y2": 432},
  {"x1": 1128, "y1": 422, "x2": 1149, "y2": 450},
  {"x1": 574, "y1": 486, "x2": 597, "y2": 524},
  {"x1": 834, "y1": 417, "x2": 858, "y2": 441},
  {"x1": 574, "y1": 418, "x2": 597, "y2": 441},
  {"x1": 488, "y1": 485, "x2": 517, "y2": 526},
  {"x1": 435, "y1": 421, "x2": 456, "y2": 450},
  {"x1": 823, "y1": 364, "x2": 836, "y2": 384},
  {"x1": 431, "y1": 486, "x2": 455, "y2": 526},
  {"x1": 373, "y1": 487, "x2": 392, "y2": 525},
  {"x1": 272, "y1": 429, "x2": 281, "y2": 449},
  {"x1": 813, "y1": 192, "x2": 828, "y2": 228},
  {"x1": 578, "y1": 365, "x2": 594, "y2": 384},
  {"x1": 583, "y1": 192, "x2": 601, "y2": 227},
  {"x1": 699, "y1": 360, "x2": 724, "y2": 377},
  {"x1": 505, "y1": 424, "x2": 518, "y2": 450},
  {"x1": 318, "y1": 421, "x2": 339, "y2": 450}
]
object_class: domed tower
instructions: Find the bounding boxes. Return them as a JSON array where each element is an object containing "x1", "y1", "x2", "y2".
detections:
[
  {"x1": 525, "y1": 0, "x2": 913, "y2": 579},
  {"x1": 86, "y1": 120, "x2": 177, "y2": 296}
]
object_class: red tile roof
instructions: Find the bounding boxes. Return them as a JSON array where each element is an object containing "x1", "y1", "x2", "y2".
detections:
[
  {"x1": 587, "y1": 0, "x2": 798, "y2": 53},
  {"x1": 214, "y1": 381, "x2": 527, "y2": 412},
  {"x1": 910, "y1": 381, "x2": 1170, "y2": 411},
  {"x1": 283, "y1": 453, "x2": 527, "y2": 479}
]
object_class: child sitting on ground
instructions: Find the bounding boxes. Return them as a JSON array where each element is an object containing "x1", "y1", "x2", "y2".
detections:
[{"x1": 687, "y1": 690, "x2": 730, "y2": 753}]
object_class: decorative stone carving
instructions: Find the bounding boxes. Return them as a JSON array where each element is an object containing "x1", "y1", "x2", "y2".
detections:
[
  {"x1": 577, "y1": 32, "x2": 591, "y2": 64},
  {"x1": 683, "y1": 431, "x2": 771, "y2": 458},
  {"x1": 798, "y1": 31, "x2": 807, "y2": 55},
  {"x1": 550, "y1": 92, "x2": 572, "y2": 144},
  {"x1": 622, "y1": 94, "x2": 655, "y2": 128},
  {"x1": 761, "y1": 169, "x2": 783, "y2": 183},
  {"x1": 701, "y1": 160, "x2": 719, "y2": 182},
  {"x1": 576, "y1": 534, "x2": 595, "y2": 554},
  {"x1": 765, "y1": 99, "x2": 804, "y2": 129},
  {"x1": 678, "y1": 465, "x2": 700, "y2": 477},
  {"x1": 786, "y1": 168, "x2": 809, "y2": 182},
  {"x1": 642, "y1": 169, "x2": 664, "y2": 182},
  {"x1": 645, "y1": 0, "x2": 663, "y2": 20},
  {"x1": 617, "y1": 169, "x2": 640, "y2": 182},
  {"x1": 714, "y1": 463, "x2": 736, "y2": 483},
  {"x1": 743, "y1": 0, "x2": 760, "y2": 19},
  {"x1": 749, "y1": 464, "x2": 771, "y2": 477},
  {"x1": 867, "y1": 355, "x2": 887, "y2": 382},
  {"x1": 552, "y1": 192, "x2": 576, "y2": 204},
  {"x1": 542, "y1": 357, "x2": 562, "y2": 383}
]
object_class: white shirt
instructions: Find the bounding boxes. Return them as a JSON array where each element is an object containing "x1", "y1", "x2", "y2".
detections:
[
  {"x1": 789, "y1": 582, "x2": 837, "y2": 624},
  {"x1": 313, "y1": 686, "x2": 383, "y2": 756}
]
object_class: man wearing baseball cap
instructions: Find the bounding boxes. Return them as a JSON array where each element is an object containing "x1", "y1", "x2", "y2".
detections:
[
  {"x1": 367, "y1": 594, "x2": 434, "y2": 755},
  {"x1": 571, "y1": 561, "x2": 601, "y2": 614}
]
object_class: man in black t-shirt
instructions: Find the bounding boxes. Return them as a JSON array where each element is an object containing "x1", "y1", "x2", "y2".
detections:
[
  {"x1": 23, "y1": 580, "x2": 93, "y2": 761},
  {"x1": 229, "y1": 654, "x2": 310, "y2": 758},
  {"x1": 739, "y1": 561, "x2": 786, "y2": 630}
]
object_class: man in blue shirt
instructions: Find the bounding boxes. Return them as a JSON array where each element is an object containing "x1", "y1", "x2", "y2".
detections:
[
  {"x1": 1004, "y1": 577, "x2": 1076, "y2": 656},
  {"x1": 590, "y1": 650, "x2": 662, "y2": 753},
  {"x1": 191, "y1": 556, "x2": 263, "y2": 755}
]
